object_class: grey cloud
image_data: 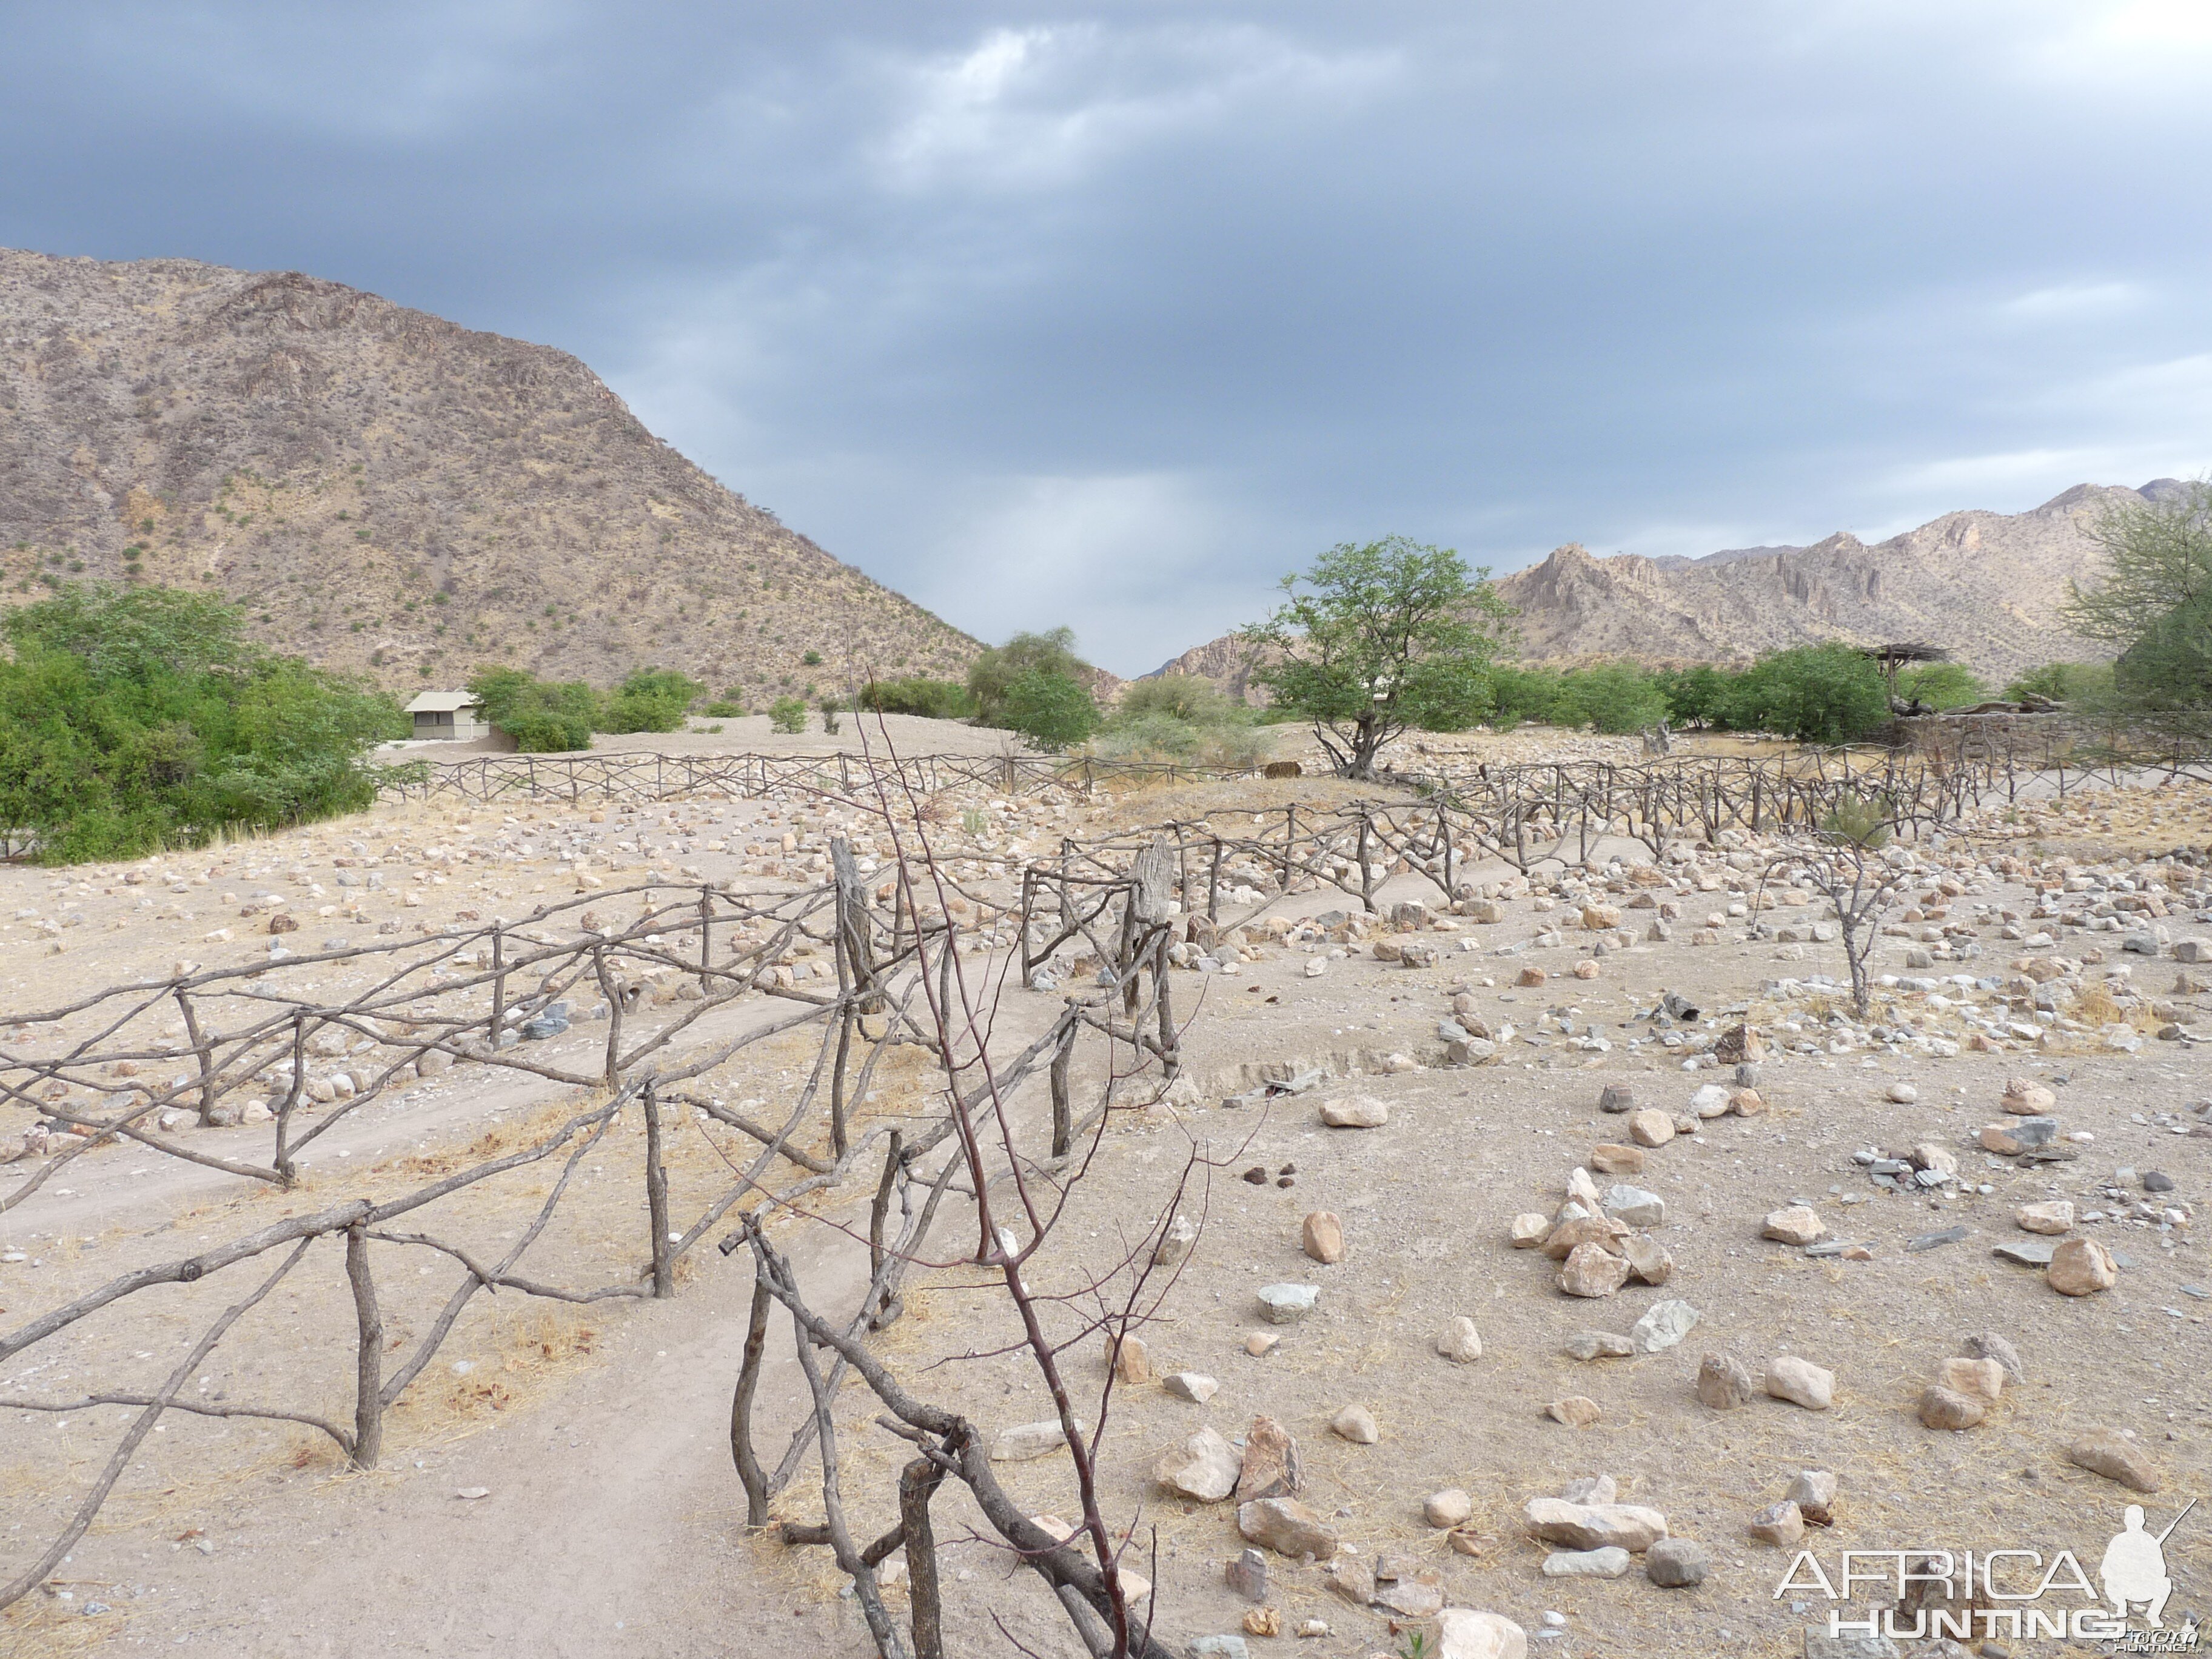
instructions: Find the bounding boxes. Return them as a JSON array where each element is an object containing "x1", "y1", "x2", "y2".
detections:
[{"x1": 4, "y1": 3, "x2": 2210, "y2": 671}]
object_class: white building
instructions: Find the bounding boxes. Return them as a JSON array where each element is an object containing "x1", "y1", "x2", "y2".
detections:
[{"x1": 404, "y1": 690, "x2": 491, "y2": 742}]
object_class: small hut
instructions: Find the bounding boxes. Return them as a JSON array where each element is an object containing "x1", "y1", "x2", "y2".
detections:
[
  {"x1": 404, "y1": 690, "x2": 491, "y2": 742},
  {"x1": 1862, "y1": 643, "x2": 1948, "y2": 712}
]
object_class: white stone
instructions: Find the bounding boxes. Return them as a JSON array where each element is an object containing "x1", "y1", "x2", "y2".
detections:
[{"x1": 991, "y1": 1419, "x2": 1068, "y2": 1461}]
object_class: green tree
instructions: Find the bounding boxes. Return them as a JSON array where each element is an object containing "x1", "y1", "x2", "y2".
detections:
[
  {"x1": 1897, "y1": 662, "x2": 1987, "y2": 710},
  {"x1": 997, "y1": 667, "x2": 1099, "y2": 750},
  {"x1": 597, "y1": 666, "x2": 703, "y2": 734},
  {"x1": 767, "y1": 695, "x2": 808, "y2": 734},
  {"x1": 1557, "y1": 662, "x2": 1671, "y2": 734},
  {"x1": 2002, "y1": 662, "x2": 2113, "y2": 704},
  {"x1": 1722, "y1": 645, "x2": 1891, "y2": 744},
  {"x1": 0, "y1": 583, "x2": 406, "y2": 862},
  {"x1": 967, "y1": 628, "x2": 1090, "y2": 726},
  {"x1": 468, "y1": 666, "x2": 598, "y2": 751},
  {"x1": 1242, "y1": 537, "x2": 1512, "y2": 778},
  {"x1": 1654, "y1": 663, "x2": 1737, "y2": 729},
  {"x1": 2063, "y1": 481, "x2": 2212, "y2": 699},
  {"x1": 858, "y1": 677, "x2": 976, "y2": 719}
]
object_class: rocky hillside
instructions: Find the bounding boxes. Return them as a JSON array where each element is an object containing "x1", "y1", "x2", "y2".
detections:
[
  {"x1": 1490, "y1": 484, "x2": 2170, "y2": 680},
  {"x1": 1155, "y1": 485, "x2": 2165, "y2": 696},
  {"x1": 0, "y1": 247, "x2": 979, "y2": 700}
]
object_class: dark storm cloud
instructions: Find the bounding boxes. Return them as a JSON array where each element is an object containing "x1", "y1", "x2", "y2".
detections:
[{"x1": 5, "y1": 3, "x2": 2211, "y2": 672}]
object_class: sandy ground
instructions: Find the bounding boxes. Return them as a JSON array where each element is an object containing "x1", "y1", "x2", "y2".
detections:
[{"x1": 5, "y1": 756, "x2": 2212, "y2": 1658}]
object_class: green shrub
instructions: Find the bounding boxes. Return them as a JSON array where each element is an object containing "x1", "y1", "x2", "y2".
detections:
[
  {"x1": 1486, "y1": 666, "x2": 1568, "y2": 729},
  {"x1": 767, "y1": 695, "x2": 808, "y2": 734},
  {"x1": 1653, "y1": 664, "x2": 1735, "y2": 729},
  {"x1": 1722, "y1": 645, "x2": 1890, "y2": 744},
  {"x1": 1897, "y1": 662, "x2": 1987, "y2": 709},
  {"x1": 700, "y1": 699, "x2": 743, "y2": 717},
  {"x1": 820, "y1": 700, "x2": 842, "y2": 735},
  {"x1": 2002, "y1": 662, "x2": 2113, "y2": 703},
  {"x1": 1556, "y1": 662, "x2": 1671, "y2": 733},
  {"x1": 968, "y1": 628, "x2": 1090, "y2": 726},
  {"x1": 858, "y1": 677, "x2": 974, "y2": 719},
  {"x1": 468, "y1": 666, "x2": 598, "y2": 751},
  {"x1": 0, "y1": 583, "x2": 407, "y2": 862},
  {"x1": 996, "y1": 666, "x2": 1098, "y2": 750},
  {"x1": 597, "y1": 666, "x2": 703, "y2": 734},
  {"x1": 1097, "y1": 674, "x2": 1266, "y2": 764}
]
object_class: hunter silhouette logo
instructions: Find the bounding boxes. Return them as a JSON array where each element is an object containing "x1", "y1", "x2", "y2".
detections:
[
  {"x1": 2102, "y1": 1500, "x2": 2194, "y2": 1630},
  {"x1": 1777, "y1": 1498, "x2": 2202, "y2": 1644}
]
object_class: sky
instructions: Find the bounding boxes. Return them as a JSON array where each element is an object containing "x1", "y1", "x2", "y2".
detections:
[{"x1": 5, "y1": 3, "x2": 2212, "y2": 675}]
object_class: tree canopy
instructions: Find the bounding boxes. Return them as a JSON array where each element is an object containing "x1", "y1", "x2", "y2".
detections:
[
  {"x1": 2066, "y1": 481, "x2": 2212, "y2": 712},
  {"x1": 1241, "y1": 537, "x2": 1512, "y2": 778},
  {"x1": 0, "y1": 584, "x2": 406, "y2": 862}
]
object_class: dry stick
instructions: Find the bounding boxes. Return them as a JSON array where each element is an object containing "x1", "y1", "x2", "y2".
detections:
[
  {"x1": 643, "y1": 1081, "x2": 674, "y2": 1299},
  {"x1": 899, "y1": 1456, "x2": 948, "y2": 1659},
  {"x1": 731, "y1": 1243, "x2": 775, "y2": 1527},
  {"x1": 0, "y1": 1389, "x2": 353, "y2": 1452},
  {"x1": 0, "y1": 1235, "x2": 313, "y2": 1613},
  {"x1": 868, "y1": 1129, "x2": 904, "y2": 1319}
]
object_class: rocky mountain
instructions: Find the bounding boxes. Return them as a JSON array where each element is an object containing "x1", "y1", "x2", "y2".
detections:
[
  {"x1": 1153, "y1": 484, "x2": 2162, "y2": 696},
  {"x1": 0, "y1": 247, "x2": 978, "y2": 700},
  {"x1": 1490, "y1": 484, "x2": 2164, "y2": 680}
]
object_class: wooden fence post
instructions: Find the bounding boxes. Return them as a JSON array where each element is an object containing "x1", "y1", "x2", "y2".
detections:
[
  {"x1": 346, "y1": 1224, "x2": 384, "y2": 1469},
  {"x1": 175, "y1": 990, "x2": 215, "y2": 1126},
  {"x1": 643, "y1": 1081, "x2": 673, "y2": 1298}
]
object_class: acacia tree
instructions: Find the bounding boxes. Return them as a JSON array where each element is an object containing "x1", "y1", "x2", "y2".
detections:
[
  {"x1": 1241, "y1": 537, "x2": 1512, "y2": 780},
  {"x1": 2065, "y1": 480, "x2": 2212, "y2": 709}
]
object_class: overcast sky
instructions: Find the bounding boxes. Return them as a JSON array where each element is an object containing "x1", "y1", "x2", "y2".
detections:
[{"x1": 6, "y1": 4, "x2": 2211, "y2": 673}]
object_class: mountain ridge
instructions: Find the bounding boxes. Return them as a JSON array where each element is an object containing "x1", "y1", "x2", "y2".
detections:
[{"x1": 0, "y1": 247, "x2": 979, "y2": 699}]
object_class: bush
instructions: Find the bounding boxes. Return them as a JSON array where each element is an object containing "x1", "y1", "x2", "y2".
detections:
[
  {"x1": 0, "y1": 583, "x2": 407, "y2": 862},
  {"x1": 1721, "y1": 645, "x2": 1890, "y2": 744},
  {"x1": 468, "y1": 666, "x2": 598, "y2": 751},
  {"x1": 1095, "y1": 675, "x2": 1267, "y2": 765},
  {"x1": 1557, "y1": 662, "x2": 1671, "y2": 733},
  {"x1": 767, "y1": 695, "x2": 808, "y2": 734},
  {"x1": 597, "y1": 667, "x2": 703, "y2": 734},
  {"x1": 1652, "y1": 664, "x2": 1734, "y2": 729},
  {"x1": 1116, "y1": 675, "x2": 1242, "y2": 725},
  {"x1": 701, "y1": 699, "x2": 743, "y2": 718},
  {"x1": 2002, "y1": 662, "x2": 2113, "y2": 703},
  {"x1": 820, "y1": 700, "x2": 842, "y2": 736},
  {"x1": 968, "y1": 629, "x2": 1090, "y2": 726},
  {"x1": 1897, "y1": 662, "x2": 1986, "y2": 710},
  {"x1": 858, "y1": 677, "x2": 975, "y2": 719},
  {"x1": 1486, "y1": 666, "x2": 1567, "y2": 729},
  {"x1": 996, "y1": 667, "x2": 1098, "y2": 750}
]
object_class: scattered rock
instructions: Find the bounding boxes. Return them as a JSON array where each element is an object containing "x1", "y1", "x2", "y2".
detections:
[
  {"x1": 2048, "y1": 1237, "x2": 2117, "y2": 1296},
  {"x1": 1509, "y1": 1213, "x2": 1552, "y2": 1249},
  {"x1": 2068, "y1": 1429, "x2": 2161, "y2": 1493},
  {"x1": 1301, "y1": 1212, "x2": 1344, "y2": 1264},
  {"x1": 1980, "y1": 1116, "x2": 2058, "y2": 1155},
  {"x1": 1235, "y1": 1416, "x2": 1302, "y2": 1503},
  {"x1": 1322, "y1": 1552, "x2": 1375, "y2": 1604},
  {"x1": 1785, "y1": 1470, "x2": 1837, "y2": 1526},
  {"x1": 1765, "y1": 1356, "x2": 1835, "y2": 1411},
  {"x1": 1564, "y1": 1329, "x2": 1634, "y2": 1361},
  {"x1": 1749, "y1": 1501, "x2": 1805, "y2": 1547},
  {"x1": 1164, "y1": 1372, "x2": 1220, "y2": 1404},
  {"x1": 1541, "y1": 1212, "x2": 1626, "y2": 1261},
  {"x1": 1598, "y1": 1084, "x2": 1638, "y2": 1113},
  {"x1": 1603, "y1": 1184, "x2": 1666, "y2": 1227},
  {"x1": 991, "y1": 1420, "x2": 1068, "y2": 1461},
  {"x1": 1690, "y1": 1082, "x2": 1734, "y2": 1118},
  {"x1": 1696, "y1": 1352, "x2": 1757, "y2": 1410},
  {"x1": 1521, "y1": 1497, "x2": 1667, "y2": 1552},
  {"x1": 1542, "y1": 1546, "x2": 1631, "y2": 1578},
  {"x1": 1371, "y1": 1570, "x2": 1446, "y2": 1618},
  {"x1": 1546, "y1": 1396, "x2": 1602, "y2": 1428},
  {"x1": 1937, "y1": 1357, "x2": 2005, "y2": 1401},
  {"x1": 1589, "y1": 1142, "x2": 1644, "y2": 1175},
  {"x1": 1435, "y1": 1609, "x2": 1529, "y2": 1659},
  {"x1": 1962, "y1": 1332, "x2": 2026, "y2": 1384},
  {"x1": 1762, "y1": 1206, "x2": 1826, "y2": 1246},
  {"x1": 1426, "y1": 1487, "x2": 1475, "y2": 1528},
  {"x1": 1320, "y1": 1094, "x2": 1389, "y2": 1128},
  {"x1": 1558, "y1": 1242, "x2": 1633, "y2": 1298},
  {"x1": 1225, "y1": 1547, "x2": 1270, "y2": 1601},
  {"x1": 1436, "y1": 1316, "x2": 1484, "y2": 1362},
  {"x1": 1646, "y1": 1537, "x2": 1709, "y2": 1587},
  {"x1": 1626, "y1": 1108, "x2": 1676, "y2": 1148},
  {"x1": 1237, "y1": 1497, "x2": 1339, "y2": 1559},
  {"x1": 1330, "y1": 1404, "x2": 1379, "y2": 1444},
  {"x1": 1918, "y1": 1386, "x2": 1987, "y2": 1431},
  {"x1": 1154, "y1": 1215, "x2": 1198, "y2": 1269},
  {"x1": 2015, "y1": 1201, "x2": 2074, "y2": 1235},
  {"x1": 1110, "y1": 1333, "x2": 1155, "y2": 1386},
  {"x1": 1886, "y1": 1082, "x2": 1918, "y2": 1104},
  {"x1": 1256, "y1": 1283, "x2": 1319, "y2": 1324},
  {"x1": 1629, "y1": 1298, "x2": 1698, "y2": 1353},
  {"x1": 1155, "y1": 1428, "x2": 1242, "y2": 1501},
  {"x1": 1187, "y1": 1637, "x2": 1249, "y2": 1659},
  {"x1": 1621, "y1": 1235, "x2": 1674, "y2": 1287},
  {"x1": 2002, "y1": 1078, "x2": 2058, "y2": 1114}
]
